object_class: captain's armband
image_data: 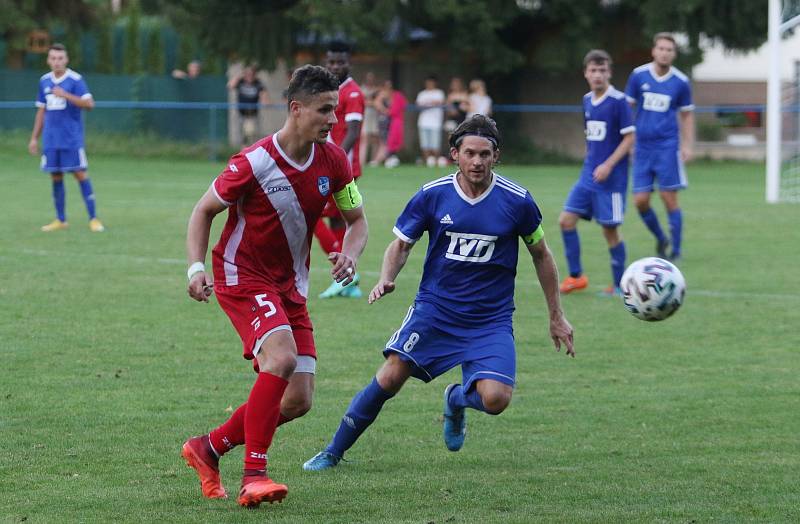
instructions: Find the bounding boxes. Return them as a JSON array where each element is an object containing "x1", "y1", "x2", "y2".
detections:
[
  {"x1": 522, "y1": 225, "x2": 545, "y2": 246},
  {"x1": 333, "y1": 180, "x2": 363, "y2": 211}
]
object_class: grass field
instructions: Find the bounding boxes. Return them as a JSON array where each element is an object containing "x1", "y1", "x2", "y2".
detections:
[{"x1": 1, "y1": 147, "x2": 798, "y2": 523}]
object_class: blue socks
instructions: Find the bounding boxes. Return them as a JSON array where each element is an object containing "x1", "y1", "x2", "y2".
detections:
[
  {"x1": 326, "y1": 377, "x2": 395, "y2": 458},
  {"x1": 79, "y1": 178, "x2": 97, "y2": 219},
  {"x1": 561, "y1": 229, "x2": 582, "y2": 278},
  {"x1": 447, "y1": 384, "x2": 487, "y2": 412},
  {"x1": 52, "y1": 179, "x2": 66, "y2": 221},
  {"x1": 668, "y1": 209, "x2": 682, "y2": 257},
  {"x1": 639, "y1": 208, "x2": 666, "y2": 243},
  {"x1": 609, "y1": 241, "x2": 626, "y2": 287}
]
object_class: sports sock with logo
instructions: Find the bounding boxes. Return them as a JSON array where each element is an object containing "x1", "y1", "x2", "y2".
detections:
[
  {"x1": 668, "y1": 209, "x2": 682, "y2": 256},
  {"x1": 52, "y1": 179, "x2": 66, "y2": 221},
  {"x1": 639, "y1": 208, "x2": 666, "y2": 243},
  {"x1": 326, "y1": 377, "x2": 394, "y2": 458},
  {"x1": 609, "y1": 241, "x2": 626, "y2": 287},
  {"x1": 209, "y1": 402, "x2": 246, "y2": 457},
  {"x1": 561, "y1": 229, "x2": 582, "y2": 278},
  {"x1": 78, "y1": 178, "x2": 96, "y2": 219},
  {"x1": 447, "y1": 384, "x2": 487, "y2": 412},
  {"x1": 243, "y1": 372, "x2": 288, "y2": 472}
]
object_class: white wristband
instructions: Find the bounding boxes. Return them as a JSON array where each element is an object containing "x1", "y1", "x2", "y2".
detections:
[{"x1": 187, "y1": 261, "x2": 206, "y2": 280}]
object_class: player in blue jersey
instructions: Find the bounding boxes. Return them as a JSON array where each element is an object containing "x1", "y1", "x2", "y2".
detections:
[
  {"x1": 625, "y1": 33, "x2": 694, "y2": 262},
  {"x1": 560, "y1": 50, "x2": 635, "y2": 297},
  {"x1": 302, "y1": 115, "x2": 574, "y2": 471},
  {"x1": 28, "y1": 43, "x2": 104, "y2": 232}
]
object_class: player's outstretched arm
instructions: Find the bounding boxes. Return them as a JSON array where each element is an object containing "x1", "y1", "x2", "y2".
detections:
[
  {"x1": 369, "y1": 238, "x2": 414, "y2": 304},
  {"x1": 679, "y1": 110, "x2": 695, "y2": 163},
  {"x1": 186, "y1": 188, "x2": 226, "y2": 302},
  {"x1": 329, "y1": 205, "x2": 368, "y2": 286},
  {"x1": 527, "y1": 238, "x2": 575, "y2": 357}
]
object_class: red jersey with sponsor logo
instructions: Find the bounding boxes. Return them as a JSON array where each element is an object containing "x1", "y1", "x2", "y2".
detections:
[
  {"x1": 331, "y1": 77, "x2": 364, "y2": 178},
  {"x1": 211, "y1": 133, "x2": 353, "y2": 302}
]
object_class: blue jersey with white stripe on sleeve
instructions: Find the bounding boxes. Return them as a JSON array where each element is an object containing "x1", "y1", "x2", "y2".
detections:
[
  {"x1": 392, "y1": 172, "x2": 543, "y2": 330},
  {"x1": 580, "y1": 86, "x2": 634, "y2": 193},
  {"x1": 36, "y1": 69, "x2": 92, "y2": 149},
  {"x1": 624, "y1": 63, "x2": 693, "y2": 148}
]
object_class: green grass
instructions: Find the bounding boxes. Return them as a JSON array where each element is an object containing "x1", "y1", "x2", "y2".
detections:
[{"x1": 0, "y1": 150, "x2": 798, "y2": 523}]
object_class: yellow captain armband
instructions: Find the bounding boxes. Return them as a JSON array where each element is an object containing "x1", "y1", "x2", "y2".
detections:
[
  {"x1": 522, "y1": 225, "x2": 545, "y2": 246},
  {"x1": 333, "y1": 180, "x2": 363, "y2": 211}
]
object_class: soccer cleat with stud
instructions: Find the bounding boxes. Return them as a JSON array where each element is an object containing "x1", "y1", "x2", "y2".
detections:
[
  {"x1": 41, "y1": 219, "x2": 68, "y2": 232},
  {"x1": 237, "y1": 477, "x2": 288, "y2": 508},
  {"x1": 302, "y1": 451, "x2": 341, "y2": 471},
  {"x1": 89, "y1": 218, "x2": 105, "y2": 232},
  {"x1": 443, "y1": 384, "x2": 466, "y2": 452},
  {"x1": 559, "y1": 275, "x2": 589, "y2": 294},
  {"x1": 181, "y1": 436, "x2": 227, "y2": 499},
  {"x1": 319, "y1": 272, "x2": 361, "y2": 299}
]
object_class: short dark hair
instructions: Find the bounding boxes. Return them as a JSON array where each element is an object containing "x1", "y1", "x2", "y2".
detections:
[
  {"x1": 583, "y1": 49, "x2": 612, "y2": 69},
  {"x1": 426, "y1": 75, "x2": 438, "y2": 83},
  {"x1": 286, "y1": 64, "x2": 339, "y2": 105},
  {"x1": 49, "y1": 43, "x2": 67, "y2": 53},
  {"x1": 449, "y1": 114, "x2": 501, "y2": 150},
  {"x1": 327, "y1": 40, "x2": 352, "y2": 55},
  {"x1": 653, "y1": 32, "x2": 676, "y2": 47}
]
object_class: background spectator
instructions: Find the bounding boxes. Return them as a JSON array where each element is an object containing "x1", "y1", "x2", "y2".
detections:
[
  {"x1": 172, "y1": 60, "x2": 202, "y2": 80},
  {"x1": 467, "y1": 78, "x2": 492, "y2": 118},
  {"x1": 415, "y1": 75, "x2": 446, "y2": 168},
  {"x1": 360, "y1": 71, "x2": 380, "y2": 167},
  {"x1": 227, "y1": 65, "x2": 270, "y2": 145},
  {"x1": 444, "y1": 77, "x2": 469, "y2": 133}
]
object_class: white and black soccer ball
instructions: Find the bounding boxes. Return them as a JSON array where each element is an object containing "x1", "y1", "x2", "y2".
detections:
[{"x1": 620, "y1": 257, "x2": 686, "y2": 321}]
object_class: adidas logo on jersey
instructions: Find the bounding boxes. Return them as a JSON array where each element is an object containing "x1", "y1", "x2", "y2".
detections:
[{"x1": 440, "y1": 214, "x2": 453, "y2": 224}]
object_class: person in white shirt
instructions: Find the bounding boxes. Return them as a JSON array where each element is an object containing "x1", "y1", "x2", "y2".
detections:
[
  {"x1": 415, "y1": 76, "x2": 446, "y2": 167},
  {"x1": 467, "y1": 78, "x2": 492, "y2": 118}
]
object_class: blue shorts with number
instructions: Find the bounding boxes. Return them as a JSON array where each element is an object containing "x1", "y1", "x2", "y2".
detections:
[
  {"x1": 383, "y1": 301, "x2": 516, "y2": 392},
  {"x1": 632, "y1": 146, "x2": 687, "y2": 193},
  {"x1": 41, "y1": 148, "x2": 88, "y2": 173},
  {"x1": 564, "y1": 183, "x2": 626, "y2": 226}
]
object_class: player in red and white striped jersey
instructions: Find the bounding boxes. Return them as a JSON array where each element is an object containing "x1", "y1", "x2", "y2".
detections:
[
  {"x1": 316, "y1": 41, "x2": 367, "y2": 298},
  {"x1": 181, "y1": 65, "x2": 368, "y2": 508}
]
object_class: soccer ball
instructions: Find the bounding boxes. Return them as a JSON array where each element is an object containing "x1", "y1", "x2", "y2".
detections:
[{"x1": 620, "y1": 257, "x2": 686, "y2": 321}]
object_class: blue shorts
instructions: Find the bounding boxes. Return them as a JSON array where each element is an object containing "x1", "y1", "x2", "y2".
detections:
[
  {"x1": 632, "y1": 146, "x2": 687, "y2": 193},
  {"x1": 563, "y1": 183, "x2": 626, "y2": 226},
  {"x1": 383, "y1": 302, "x2": 516, "y2": 392},
  {"x1": 41, "y1": 148, "x2": 88, "y2": 173}
]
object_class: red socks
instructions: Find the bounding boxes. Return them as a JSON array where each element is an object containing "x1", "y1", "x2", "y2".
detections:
[
  {"x1": 243, "y1": 372, "x2": 289, "y2": 472},
  {"x1": 314, "y1": 220, "x2": 341, "y2": 254},
  {"x1": 209, "y1": 403, "x2": 246, "y2": 455}
]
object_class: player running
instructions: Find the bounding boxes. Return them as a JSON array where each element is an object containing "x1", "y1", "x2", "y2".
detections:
[
  {"x1": 303, "y1": 115, "x2": 574, "y2": 471},
  {"x1": 316, "y1": 41, "x2": 366, "y2": 298},
  {"x1": 181, "y1": 65, "x2": 368, "y2": 508},
  {"x1": 29, "y1": 43, "x2": 104, "y2": 232},
  {"x1": 625, "y1": 32, "x2": 694, "y2": 262},
  {"x1": 559, "y1": 50, "x2": 635, "y2": 297}
]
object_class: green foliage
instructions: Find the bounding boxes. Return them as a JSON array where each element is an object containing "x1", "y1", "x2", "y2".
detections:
[
  {"x1": 95, "y1": 20, "x2": 113, "y2": 74},
  {"x1": 145, "y1": 27, "x2": 165, "y2": 75},
  {"x1": 124, "y1": 1, "x2": 142, "y2": 75}
]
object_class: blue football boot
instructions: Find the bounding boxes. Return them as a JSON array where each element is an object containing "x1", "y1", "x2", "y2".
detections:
[
  {"x1": 443, "y1": 384, "x2": 466, "y2": 452},
  {"x1": 302, "y1": 451, "x2": 341, "y2": 471}
]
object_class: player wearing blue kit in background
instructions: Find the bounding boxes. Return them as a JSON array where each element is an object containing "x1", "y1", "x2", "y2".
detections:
[
  {"x1": 29, "y1": 43, "x2": 104, "y2": 233},
  {"x1": 560, "y1": 50, "x2": 635, "y2": 297},
  {"x1": 303, "y1": 115, "x2": 574, "y2": 471},
  {"x1": 625, "y1": 33, "x2": 694, "y2": 262}
]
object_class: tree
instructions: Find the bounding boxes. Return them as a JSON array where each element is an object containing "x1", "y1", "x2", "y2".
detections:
[{"x1": 0, "y1": 0, "x2": 99, "y2": 69}]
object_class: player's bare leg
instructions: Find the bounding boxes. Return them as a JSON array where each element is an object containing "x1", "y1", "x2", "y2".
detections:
[
  {"x1": 237, "y1": 330, "x2": 295, "y2": 508},
  {"x1": 635, "y1": 191, "x2": 669, "y2": 257},
  {"x1": 444, "y1": 379, "x2": 512, "y2": 452},
  {"x1": 279, "y1": 371, "x2": 314, "y2": 424},
  {"x1": 558, "y1": 211, "x2": 588, "y2": 293}
]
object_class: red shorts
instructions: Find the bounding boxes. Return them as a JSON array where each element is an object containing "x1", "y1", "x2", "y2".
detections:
[{"x1": 215, "y1": 284, "x2": 316, "y2": 362}]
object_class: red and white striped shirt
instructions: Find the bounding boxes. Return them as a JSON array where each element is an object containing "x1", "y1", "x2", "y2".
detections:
[{"x1": 211, "y1": 133, "x2": 353, "y2": 302}]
